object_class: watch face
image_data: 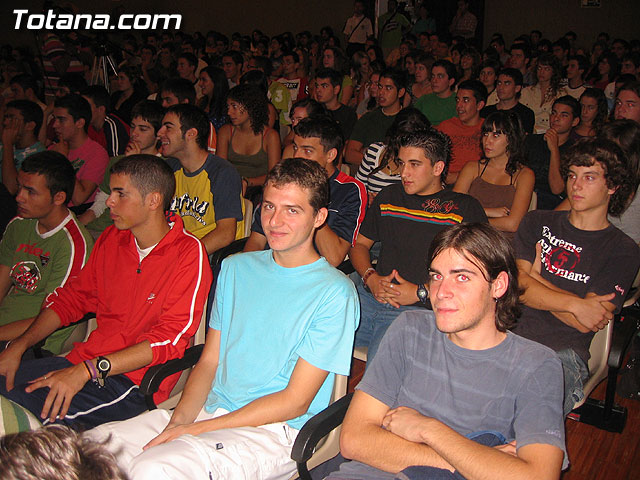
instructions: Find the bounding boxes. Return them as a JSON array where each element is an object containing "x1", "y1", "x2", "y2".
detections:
[
  {"x1": 417, "y1": 285, "x2": 427, "y2": 301},
  {"x1": 98, "y1": 358, "x2": 110, "y2": 371}
]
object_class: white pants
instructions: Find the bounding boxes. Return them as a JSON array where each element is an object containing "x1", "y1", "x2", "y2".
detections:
[{"x1": 89, "y1": 407, "x2": 299, "y2": 480}]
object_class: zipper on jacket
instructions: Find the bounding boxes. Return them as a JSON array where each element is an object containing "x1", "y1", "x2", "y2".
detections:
[{"x1": 137, "y1": 261, "x2": 141, "y2": 274}]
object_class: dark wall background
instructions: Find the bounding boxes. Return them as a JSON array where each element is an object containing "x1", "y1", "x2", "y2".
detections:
[
  {"x1": 0, "y1": 0, "x2": 638, "y2": 53},
  {"x1": 482, "y1": 0, "x2": 639, "y2": 48}
]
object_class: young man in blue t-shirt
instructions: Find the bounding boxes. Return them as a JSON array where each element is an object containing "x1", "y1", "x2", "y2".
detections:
[{"x1": 92, "y1": 158, "x2": 359, "y2": 480}]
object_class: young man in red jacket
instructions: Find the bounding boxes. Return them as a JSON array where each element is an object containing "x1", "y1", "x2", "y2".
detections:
[{"x1": 0, "y1": 155, "x2": 212, "y2": 432}]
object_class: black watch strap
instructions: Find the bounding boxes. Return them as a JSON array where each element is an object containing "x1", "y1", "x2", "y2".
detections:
[{"x1": 96, "y1": 356, "x2": 111, "y2": 387}]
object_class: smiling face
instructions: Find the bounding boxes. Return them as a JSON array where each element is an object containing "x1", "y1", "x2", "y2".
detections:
[
  {"x1": 261, "y1": 182, "x2": 326, "y2": 262},
  {"x1": 397, "y1": 146, "x2": 444, "y2": 196},
  {"x1": 199, "y1": 72, "x2": 214, "y2": 98},
  {"x1": 156, "y1": 112, "x2": 187, "y2": 157},
  {"x1": 428, "y1": 247, "x2": 501, "y2": 340}
]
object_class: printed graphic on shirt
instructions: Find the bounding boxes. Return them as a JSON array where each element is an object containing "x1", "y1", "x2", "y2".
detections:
[
  {"x1": 10, "y1": 261, "x2": 41, "y2": 292},
  {"x1": 539, "y1": 226, "x2": 590, "y2": 284},
  {"x1": 380, "y1": 198, "x2": 463, "y2": 225},
  {"x1": 70, "y1": 157, "x2": 86, "y2": 172},
  {"x1": 170, "y1": 193, "x2": 211, "y2": 226}
]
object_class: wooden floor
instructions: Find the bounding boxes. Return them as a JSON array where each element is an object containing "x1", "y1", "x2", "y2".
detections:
[{"x1": 348, "y1": 359, "x2": 640, "y2": 480}]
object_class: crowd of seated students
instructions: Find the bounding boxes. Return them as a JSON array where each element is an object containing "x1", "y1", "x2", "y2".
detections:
[{"x1": 0, "y1": 5, "x2": 638, "y2": 479}]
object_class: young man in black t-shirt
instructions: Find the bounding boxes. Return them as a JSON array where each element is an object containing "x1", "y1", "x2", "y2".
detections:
[
  {"x1": 480, "y1": 68, "x2": 535, "y2": 134},
  {"x1": 523, "y1": 95, "x2": 580, "y2": 210},
  {"x1": 514, "y1": 137, "x2": 640, "y2": 416},
  {"x1": 350, "y1": 128, "x2": 487, "y2": 361},
  {"x1": 314, "y1": 68, "x2": 357, "y2": 142}
]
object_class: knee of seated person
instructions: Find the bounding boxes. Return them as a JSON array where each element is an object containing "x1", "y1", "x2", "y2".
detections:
[{"x1": 129, "y1": 453, "x2": 172, "y2": 480}]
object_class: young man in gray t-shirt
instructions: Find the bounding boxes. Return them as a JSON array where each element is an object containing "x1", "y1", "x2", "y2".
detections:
[{"x1": 327, "y1": 223, "x2": 566, "y2": 480}]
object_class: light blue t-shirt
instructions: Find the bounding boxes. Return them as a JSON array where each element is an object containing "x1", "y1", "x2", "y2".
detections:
[
  {"x1": 0, "y1": 141, "x2": 46, "y2": 182},
  {"x1": 205, "y1": 250, "x2": 359, "y2": 430}
]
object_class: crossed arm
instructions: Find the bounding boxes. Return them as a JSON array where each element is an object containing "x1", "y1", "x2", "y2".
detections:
[
  {"x1": 341, "y1": 390, "x2": 563, "y2": 480},
  {"x1": 145, "y1": 328, "x2": 329, "y2": 448},
  {"x1": 517, "y1": 254, "x2": 615, "y2": 333}
]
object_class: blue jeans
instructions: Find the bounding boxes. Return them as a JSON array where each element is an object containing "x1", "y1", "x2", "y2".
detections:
[
  {"x1": 351, "y1": 272, "x2": 422, "y2": 363},
  {"x1": 395, "y1": 431, "x2": 507, "y2": 480},
  {"x1": 556, "y1": 348, "x2": 589, "y2": 417}
]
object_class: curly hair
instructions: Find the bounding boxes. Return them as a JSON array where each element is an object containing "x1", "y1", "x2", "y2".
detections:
[
  {"x1": 579, "y1": 88, "x2": 609, "y2": 131},
  {"x1": 481, "y1": 110, "x2": 526, "y2": 176},
  {"x1": 535, "y1": 53, "x2": 563, "y2": 98},
  {"x1": 427, "y1": 223, "x2": 522, "y2": 332},
  {"x1": 226, "y1": 83, "x2": 268, "y2": 135},
  {"x1": 561, "y1": 137, "x2": 634, "y2": 217}
]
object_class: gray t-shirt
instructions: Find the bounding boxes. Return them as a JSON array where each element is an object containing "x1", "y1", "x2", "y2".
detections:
[{"x1": 330, "y1": 311, "x2": 567, "y2": 479}]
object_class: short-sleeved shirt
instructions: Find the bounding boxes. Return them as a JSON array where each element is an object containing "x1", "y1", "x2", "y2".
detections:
[
  {"x1": 355, "y1": 142, "x2": 402, "y2": 194},
  {"x1": 277, "y1": 76, "x2": 309, "y2": 103},
  {"x1": 343, "y1": 14, "x2": 373, "y2": 44},
  {"x1": 49, "y1": 137, "x2": 109, "y2": 205},
  {"x1": 350, "y1": 108, "x2": 398, "y2": 151},
  {"x1": 0, "y1": 213, "x2": 93, "y2": 354},
  {"x1": 206, "y1": 250, "x2": 359, "y2": 430},
  {"x1": 268, "y1": 81, "x2": 292, "y2": 126},
  {"x1": 436, "y1": 117, "x2": 484, "y2": 174},
  {"x1": 378, "y1": 12, "x2": 410, "y2": 49},
  {"x1": 513, "y1": 210, "x2": 640, "y2": 364},
  {"x1": 415, "y1": 93, "x2": 457, "y2": 126},
  {"x1": 329, "y1": 104, "x2": 357, "y2": 142},
  {"x1": 166, "y1": 154, "x2": 244, "y2": 240},
  {"x1": 253, "y1": 169, "x2": 367, "y2": 247},
  {"x1": 361, "y1": 184, "x2": 487, "y2": 286},
  {"x1": 481, "y1": 102, "x2": 535, "y2": 134},
  {"x1": 0, "y1": 142, "x2": 45, "y2": 183},
  {"x1": 335, "y1": 311, "x2": 567, "y2": 479}
]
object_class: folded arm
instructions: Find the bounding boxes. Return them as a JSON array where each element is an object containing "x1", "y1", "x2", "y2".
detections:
[
  {"x1": 340, "y1": 390, "x2": 452, "y2": 473},
  {"x1": 384, "y1": 406, "x2": 563, "y2": 480}
]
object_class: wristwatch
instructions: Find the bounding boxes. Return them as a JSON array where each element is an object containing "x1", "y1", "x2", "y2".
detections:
[
  {"x1": 96, "y1": 356, "x2": 112, "y2": 387},
  {"x1": 416, "y1": 284, "x2": 429, "y2": 305}
]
